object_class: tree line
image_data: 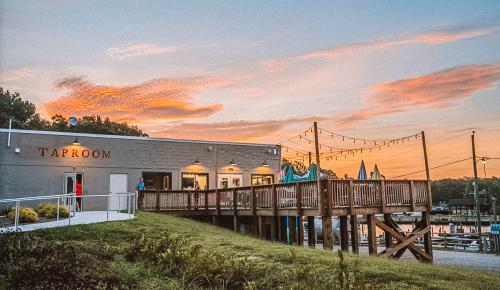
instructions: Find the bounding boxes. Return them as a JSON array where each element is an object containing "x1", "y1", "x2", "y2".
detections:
[{"x1": 0, "y1": 87, "x2": 147, "y2": 136}]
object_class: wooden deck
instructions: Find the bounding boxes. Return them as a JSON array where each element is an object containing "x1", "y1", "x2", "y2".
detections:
[
  {"x1": 138, "y1": 179, "x2": 434, "y2": 263},
  {"x1": 138, "y1": 179, "x2": 431, "y2": 216}
]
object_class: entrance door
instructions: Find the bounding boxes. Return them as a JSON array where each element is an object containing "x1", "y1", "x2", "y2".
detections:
[
  {"x1": 109, "y1": 174, "x2": 128, "y2": 211},
  {"x1": 218, "y1": 174, "x2": 243, "y2": 189},
  {"x1": 63, "y1": 173, "x2": 84, "y2": 209}
]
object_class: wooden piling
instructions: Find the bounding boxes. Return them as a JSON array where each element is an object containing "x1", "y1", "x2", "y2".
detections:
[
  {"x1": 340, "y1": 216, "x2": 349, "y2": 252},
  {"x1": 350, "y1": 215, "x2": 359, "y2": 254},
  {"x1": 384, "y1": 213, "x2": 393, "y2": 248},
  {"x1": 367, "y1": 214, "x2": 377, "y2": 255},
  {"x1": 289, "y1": 216, "x2": 297, "y2": 244},
  {"x1": 322, "y1": 216, "x2": 333, "y2": 250},
  {"x1": 307, "y1": 216, "x2": 316, "y2": 248}
]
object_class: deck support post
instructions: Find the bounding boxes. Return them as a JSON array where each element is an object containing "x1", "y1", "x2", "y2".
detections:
[
  {"x1": 270, "y1": 216, "x2": 277, "y2": 241},
  {"x1": 367, "y1": 214, "x2": 377, "y2": 255},
  {"x1": 278, "y1": 216, "x2": 286, "y2": 242},
  {"x1": 258, "y1": 216, "x2": 265, "y2": 238},
  {"x1": 289, "y1": 216, "x2": 297, "y2": 245},
  {"x1": 423, "y1": 211, "x2": 433, "y2": 261},
  {"x1": 307, "y1": 216, "x2": 316, "y2": 248},
  {"x1": 322, "y1": 216, "x2": 333, "y2": 250},
  {"x1": 298, "y1": 216, "x2": 304, "y2": 246},
  {"x1": 384, "y1": 213, "x2": 393, "y2": 248},
  {"x1": 233, "y1": 216, "x2": 239, "y2": 232},
  {"x1": 350, "y1": 215, "x2": 359, "y2": 254},
  {"x1": 340, "y1": 216, "x2": 349, "y2": 252}
]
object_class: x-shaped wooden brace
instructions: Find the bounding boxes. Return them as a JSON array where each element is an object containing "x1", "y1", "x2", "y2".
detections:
[{"x1": 374, "y1": 217, "x2": 432, "y2": 263}]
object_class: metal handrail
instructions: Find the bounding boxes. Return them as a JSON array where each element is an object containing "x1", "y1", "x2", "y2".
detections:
[
  {"x1": 1, "y1": 192, "x2": 137, "y2": 231},
  {"x1": 0, "y1": 193, "x2": 74, "y2": 203}
]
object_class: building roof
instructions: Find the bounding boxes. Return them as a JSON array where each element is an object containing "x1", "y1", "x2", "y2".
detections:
[{"x1": 0, "y1": 128, "x2": 278, "y2": 148}]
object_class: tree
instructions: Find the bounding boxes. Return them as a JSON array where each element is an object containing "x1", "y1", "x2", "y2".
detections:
[
  {"x1": 0, "y1": 87, "x2": 49, "y2": 129},
  {"x1": 0, "y1": 87, "x2": 148, "y2": 136}
]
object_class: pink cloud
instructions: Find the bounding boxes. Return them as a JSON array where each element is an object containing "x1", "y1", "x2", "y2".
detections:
[
  {"x1": 336, "y1": 63, "x2": 500, "y2": 126},
  {"x1": 152, "y1": 116, "x2": 325, "y2": 142},
  {"x1": 0, "y1": 68, "x2": 35, "y2": 81},
  {"x1": 105, "y1": 43, "x2": 175, "y2": 60}
]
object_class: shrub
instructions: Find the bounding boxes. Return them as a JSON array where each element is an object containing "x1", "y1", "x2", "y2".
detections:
[
  {"x1": 37, "y1": 203, "x2": 69, "y2": 219},
  {"x1": 126, "y1": 232, "x2": 253, "y2": 288},
  {"x1": 7, "y1": 207, "x2": 38, "y2": 223},
  {"x1": 0, "y1": 230, "x2": 132, "y2": 289}
]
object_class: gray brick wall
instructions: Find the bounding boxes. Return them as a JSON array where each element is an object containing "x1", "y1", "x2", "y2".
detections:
[{"x1": 0, "y1": 130, "x2": 280, "y2": 209}]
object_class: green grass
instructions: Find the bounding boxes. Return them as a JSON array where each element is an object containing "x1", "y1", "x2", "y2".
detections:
[{"x1": 21, "y1": 212, "x2": 500, "y2": 289}]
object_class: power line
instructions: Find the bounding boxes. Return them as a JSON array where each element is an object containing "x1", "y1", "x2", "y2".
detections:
[{"x1": 391, "y1": 157, "x2": 472, "y2": 179}]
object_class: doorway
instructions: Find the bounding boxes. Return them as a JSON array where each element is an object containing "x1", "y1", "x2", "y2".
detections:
[
  {"x1": 63, "y1": 172, "x2": 84, "y2": 208},
  {"x1": 109, "y1": 174, "x2": 128, "y2": 211},
  {"x1": 218, "y1": 173, "x2": 243, "y2": 189}
]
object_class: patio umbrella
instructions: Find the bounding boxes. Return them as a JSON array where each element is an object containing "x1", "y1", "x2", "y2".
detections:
[
  {"x1": 357, "y1": 160, "x2": 367, "y2": 180},
  {"x1": 308, "y1": 164, "x2": 318, "y2": 181},
  {"x1": 371, "y1": 164, "x2": 383, "y2": 180},
  {"x1": 280, "y1": 165, "x2": 303, "y2": 183}
]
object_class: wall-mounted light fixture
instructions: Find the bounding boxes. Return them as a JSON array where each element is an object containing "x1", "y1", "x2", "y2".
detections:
[
  {"x1": 194, "y1": 158, "x2": 201, "y2": 165},
  {"x1": 229, "y1": 159, "x2": 237, "y2": 166},
  {"x1": 261, "y1": 161, "x2": 270, "y2": 167},
  {"x1": 72, "y1": 138, "x2": 81, "y2": 146}
]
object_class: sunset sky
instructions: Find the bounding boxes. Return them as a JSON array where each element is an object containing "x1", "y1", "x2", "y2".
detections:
[{"x1": 1, "y1": 1, "x2": 500, "y2": 179}]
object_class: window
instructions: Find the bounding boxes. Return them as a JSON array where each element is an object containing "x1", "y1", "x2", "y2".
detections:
[
  {"x1": 218, "y1": 174, "x2": 242, "y2": 189},
  {"x1": 251, "y1": 174, "x2": 274, "y2": 186},
  {"x1": 182, "y1": 173, "x2": 208, "y2": 190},
  {"x1": 142, "y1": 172, "x2": 172, "y2": 190}
]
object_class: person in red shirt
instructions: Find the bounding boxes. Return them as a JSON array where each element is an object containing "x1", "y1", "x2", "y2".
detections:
[{"x1": 75, "y1": 180, "x2": 82, "y2": 211}]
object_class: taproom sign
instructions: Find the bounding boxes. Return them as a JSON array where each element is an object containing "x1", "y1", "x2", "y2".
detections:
[{"x1": 38, "y1": 147, "x2": 111, "y2": 159}]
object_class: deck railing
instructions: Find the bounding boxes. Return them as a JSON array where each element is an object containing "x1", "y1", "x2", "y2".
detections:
[{"x1": 138, "y1": 179, "x2": 431, "y2": 213}]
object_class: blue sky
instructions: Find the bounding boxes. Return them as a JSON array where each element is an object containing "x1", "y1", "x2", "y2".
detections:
[{"x1": 1, "y1": 1, "x2": 500, "y2": 178}]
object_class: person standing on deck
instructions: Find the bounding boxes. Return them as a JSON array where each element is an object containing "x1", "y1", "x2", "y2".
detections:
[{"x1": 136, "y1": 177, "x2": 145, "y2": 191}]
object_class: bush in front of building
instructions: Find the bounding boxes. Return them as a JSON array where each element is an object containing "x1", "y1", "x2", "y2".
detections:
[
  {"x1": 7, "y1": 207, "x2": 39, "y2": 223},
  {"x1": 36, "y1": 203, "x2": 70, "y2": 219}
]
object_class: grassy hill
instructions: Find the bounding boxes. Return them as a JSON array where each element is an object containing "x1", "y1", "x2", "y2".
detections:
[{"x1": 1, "y1": 211, "x2": 499, "y2": 289}]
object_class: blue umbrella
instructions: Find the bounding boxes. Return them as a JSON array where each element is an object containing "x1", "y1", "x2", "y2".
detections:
[
  {"x1": 308, "y1": 164, "x2": 318, "y2": 181},
  {"x1": 357, "y1": 160, "x2": 367, "y2": 180}
]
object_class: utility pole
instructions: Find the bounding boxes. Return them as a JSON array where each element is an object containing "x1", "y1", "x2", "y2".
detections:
[
  {"x1": 313, "y1": 122, "x2": 333, "y2": 250},
  {"x1": 421, "y1": 131, "x2": 433, "y2": 258},
  {"x1": 471, "y1": 131, "x2": 482, "y2": 250}
]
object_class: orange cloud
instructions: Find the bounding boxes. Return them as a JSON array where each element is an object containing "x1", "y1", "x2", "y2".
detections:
[
  {"x1": 44, "y1": 76, "x2": 228, "y2": 122},
  {"x1": 336, "y1": 63, "x2": 500, "y2": 126},
  {"x1": 151, "y1": 116, "x2": 325, "y2": 142}
]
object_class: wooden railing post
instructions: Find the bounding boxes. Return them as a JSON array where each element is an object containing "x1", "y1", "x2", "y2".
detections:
[
  {"x1": 251, "y1": 186, "x2": 256, "y2": 215},
  {"x1": 216, "y1": 189, "x2": 220, "y2": 215},
  {"x1": 138, "y1": 190, "x2": 144, "y2": 210},
  {"x1": 296, "y1": 182, "x2": 302, "y2": 216},
  {"x1": 233, "y1": 188, "x2": 238, "y2": 216},
  {"x1": 205, "y1": 191, "x2": 209, "y2": 211},
  {"x1": 187, "y1": 192, "x2": 191, "y2": 211},
  {"x1": 156, "y1": 190, "x2": 160, "y2": 212},
  {"x1": 380, "y1": 180, "x2": 386, "y2": 212},
  {"x1": 272, "y1": 184, "x2": 278, "y2": 216},
  {"x1": 409, "y1": 181, "x2": 416, "y2": 211},
  {"x1": 427, "y1": 180, "x2": 433, "y2": 210},
  {"x1": 348, "y1": 180, "x2": 355, "y2": 215}
]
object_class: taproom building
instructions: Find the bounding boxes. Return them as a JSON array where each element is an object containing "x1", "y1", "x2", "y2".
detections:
[{"x1": 0, "y1": 129, "x2": 280, "y2": 209}]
